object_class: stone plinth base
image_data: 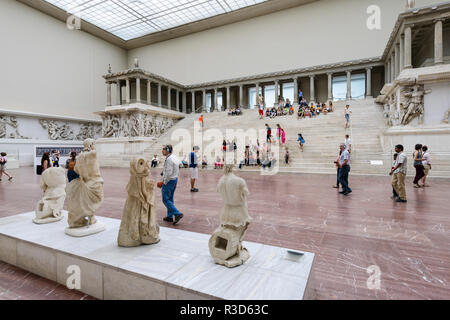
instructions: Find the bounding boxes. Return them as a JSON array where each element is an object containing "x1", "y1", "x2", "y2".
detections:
[
  {"x1": 65, "y1": 221, "x2": 106, "y2": 237},
  {"x1": 0, "y1": 212, "x2": 315, "y2": 300},
  {"x1": 33, "y1": 215, "x2": 64, "y2": 224}
]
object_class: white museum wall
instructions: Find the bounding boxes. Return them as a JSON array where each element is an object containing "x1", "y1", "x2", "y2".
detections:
[
  {"x1": 128, "y1": 0, "x2": 441, "y2": 85},
  {"x1": 0, "y1": 0, "x2": 127, "y2": 120}
]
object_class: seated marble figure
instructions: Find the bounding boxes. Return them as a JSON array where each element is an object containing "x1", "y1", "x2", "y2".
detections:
[{"x1": 33, "y1": 167, "x2": 66, "y2": 224}]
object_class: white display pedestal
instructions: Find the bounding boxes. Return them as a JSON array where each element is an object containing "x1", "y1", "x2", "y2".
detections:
[{"x1": 0, "y1": 212, "x2": 315, "y2": 300}]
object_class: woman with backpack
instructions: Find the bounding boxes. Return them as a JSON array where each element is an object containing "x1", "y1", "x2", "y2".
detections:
[{"x1": 0, "y1": 152, "x2": 13, "y2": 182}]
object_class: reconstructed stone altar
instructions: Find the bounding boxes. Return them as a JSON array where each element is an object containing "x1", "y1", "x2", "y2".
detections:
[{"x1": 95, "y1": 68, "x2": 185, "y2": 167}]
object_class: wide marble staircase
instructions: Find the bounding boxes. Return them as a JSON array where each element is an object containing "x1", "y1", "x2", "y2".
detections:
[{"x1": 140, "y1": 99, "x2": 450, "y2": 177}]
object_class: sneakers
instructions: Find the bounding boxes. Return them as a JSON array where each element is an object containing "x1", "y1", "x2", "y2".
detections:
[
  {"x1": 190, "y1": 188, "x2": 199, "y2": 192},
  {"x1": 8, "y1": 177, "x2": 13, "y2": 182},
  {"x1": 413, "y1": 184, "x2": 421, "y2": 188},
  {"x1": 332, "y1": 185, "x2": 339, "y2": 188},
  {"x1": 343, "y1": 190, "x2": 352, "y2": 196},
  {"x1": 163, "y1": 217, "x2": 173, "y2": 223},
  {"x1": 395, "y1": 198, "x2": 407, "y2": 203},
  {"x1": 173, "y1": 213, "x2": 184, "y2": 225},
  {"x1": 390, "y1": 195, "x2": 399, "y2": 200}
]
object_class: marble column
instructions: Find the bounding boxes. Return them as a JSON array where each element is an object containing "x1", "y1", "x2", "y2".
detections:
[
  {"x1": 167, "y1": 87, "x2": 171, "y2": 109},
  {"x1": 157, "y1": 83, "x2": 162, "y2": 107},
  {"x1": 274, "y1": 81, "x2": 279, "y2": 105},
  {"x1": 394, "y1": 43, "x2": 400, "y2": 78},
  {"x1": 255, "y1": 83, "x2": 260, "y2": 108},
  {"x1": 309, "y1": 76, "x2": 315, "y2": 103},
  {"x1": 387, "y1": 59, "x2": 391, "y2": 83},
  {"x1": 191, "y1": 91, "x2": 196, "y2": 113},
  {"x1": 327, "y1": 73, "x2": 333, "y2": 101},
  {"x1": 182, "y1": 91, "x2": 187, "y2": 113},
  {"x1": 293, "y1": 78, "x2": 299, "y2": 105},
  {"x1": 239, "y1": 85, "x2": 244, "y2": 107},
  {"x1": 136, "y1": 78, "x2": 141, "y2": 103},
  {"x1": 346, "y1": 71, "x2": 351, "y2": 100},
  {"x1": 280, "y1": 83, "x2": 284, "y2": 100},
  {"x1": 147, "y1": 80, "x2": 151, "y2": 105},
  {"x1": 400, "y1": 35, "x2": 405, "y2": 73},
  {"x1": 226, "y1": 86, "x2": 231, "y2": 109},
  {"x1": 107, "y1": 82, "x2": 112, "y2": 106},
  {"x1": 390, "y1": 53, "x2": 395, "y2": 82},
  {"x1": 404, "y1": 26, "x2": 412, "y2": 69},
  {"x1": 116, "y1": 80, "x2": 121, "y2": 105},
  {"x1": 176, "y1": 89, "x2": 180, "y2": 112},
  {"x1": 202, "y1": 89, "x2": 207, "y2": 112},
  {"x1": 366, "y1": 67, "x2": 372, "y2": 98},
  {"x1": 434, "y1": 19, "x2": 443, "y2": 65},
  {"x1": 125, "y1": 78, "x2": 130, "y2": 104},
  {"x1": 214, "y1": 88, "x2": 218, "y2": 112}
]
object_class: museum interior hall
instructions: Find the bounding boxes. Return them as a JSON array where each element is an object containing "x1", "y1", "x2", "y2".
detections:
[{"x1": 0, "y1": 0, "x2": 449, "y2": 301}]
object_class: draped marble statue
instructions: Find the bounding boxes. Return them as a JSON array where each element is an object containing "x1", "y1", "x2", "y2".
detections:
[
  {"x1": 65, "y1": 139, "x2": 105, "y2": 237},
  {"x1": 118, "y1": 157, "x2": 160, "y2": 247},
  {"x1": 209, "y1": 165, "x2": 252, "y2": 268},
  {"x1": 33, "y1": 167, "x2": 66, "y2": 224}
]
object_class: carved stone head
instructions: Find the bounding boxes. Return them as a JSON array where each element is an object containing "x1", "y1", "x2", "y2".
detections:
[{"x1": 83, "y1": 138, "x2": 96, "y2": 152}]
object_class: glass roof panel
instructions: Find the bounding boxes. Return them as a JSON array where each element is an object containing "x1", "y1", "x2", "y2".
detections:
[{"x1": 43, "y1": 0, "x2": 269, "y2": 40}]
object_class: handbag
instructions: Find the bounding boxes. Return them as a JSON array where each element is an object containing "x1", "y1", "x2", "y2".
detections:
[{"x1": 36, "y1": 165, "x2": 43, "y2": 175}]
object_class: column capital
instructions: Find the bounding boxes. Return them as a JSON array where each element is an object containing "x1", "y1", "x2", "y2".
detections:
[
  {"x1": 433, "y1": 18, "x2": 445, "y2": 23},
  {"x1": 365, "y1": 67, "x2": 373, "y2": 71},
  {"x1": 309, "y1": 74, "x2": 315, "y2": 79},
  {"x1": 327, "y1": 72, "x2": 333, "y2": 76}
]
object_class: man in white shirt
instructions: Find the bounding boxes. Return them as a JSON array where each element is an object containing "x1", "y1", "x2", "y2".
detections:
[
  {"x1": 158, "y1": 145, "x2": 184, "y2": 224},
  {"x1": 389, "y1": 144, "x2": 407, "y2": 202},
  {"x1": 338, "y1": 143, "x2": 352, "y2": 195}
]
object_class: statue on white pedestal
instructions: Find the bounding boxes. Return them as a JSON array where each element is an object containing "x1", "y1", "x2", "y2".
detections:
[
  {"x1": 209, "y1": 165, "x2": 252, "y2": 268},
  {"x1": 33, "y1": 167, "x2": 66, "y2": 224},
  {"x1": 65, "y1": 139, "x2": 105, "y2": 237},
  {"x1": 118, "y1": 157, "x2": 159, "y2": 247}
]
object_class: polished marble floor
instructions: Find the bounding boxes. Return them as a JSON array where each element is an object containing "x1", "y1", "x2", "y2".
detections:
[{"x1": 0, "y1": 167, "x2": 449, "y2": 300}]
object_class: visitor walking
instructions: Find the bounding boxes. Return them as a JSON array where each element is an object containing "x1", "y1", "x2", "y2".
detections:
[
  {"x1": 390, "y1": 144, "x2": 407, "y2": 202},
  {"x1": 344, "y1": 105, "x2": 352, "y2": 129},
  {"x1": 413, "y1": 144, "x2": 425, "y2": 188},
  {"x1": 265, "y1": 124, "x2": 272, "y2": 143},
  {"x1": 338, "y1": 143, "x2": 352, "y2": 195},
  {"x1": 421, "y1": 145, "x2": 431, "y2": 187},
  {"x1": 199, "y1": 114, "x2": 204, "y2": 128},
  {"x1": 151, "y1": 155, "x2": 159, "y2": 168},
  {"x1": 40, "y1": 152, "x2": 51, "y2": 175},
  {"x1": 276, "y1": 124, "x2": 282, "y2": 145},
  {"x1": 391, "y1": 153, "x2": 399, "y2": 199},
  {"x1": 0, "y1": 152, "x2": 13, "y2": 182},
  {"x1": 298, "y1": 134, "x2": 305, "y2": 152},
  {"x1": 333, "y1": 148, "x2": 342, "y2": 189},
  {"x1": 344, "y1": 134, "x2": 352, "y2": 153},
  {"x1": 284, "y1": 147, "x2": 290, "y2": 165},
  {"x1": 189, "y1": 146, "x2": 200, "y2": 192},
  {"x1": 158, "y1": 145, "x2": 184, "y2": 225},
  {"x1": 281, "y1": 128, "x2": 286, "y2": 146},
  {"x1": 51, "y1": 150, "x2": 60, "y2": 167},
  {"x1": 65, "y1": 151, "x2": 77, "y2": 168}
]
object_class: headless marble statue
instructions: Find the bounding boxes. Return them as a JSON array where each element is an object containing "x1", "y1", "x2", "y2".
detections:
[
  {"x1": 118, "y1": 157, "x2": 160, "y2": 247},
  {"x1": 65, "y1": 139, "x2": 105, "y2": 237},
  {"x1": 209, "y1": 165, "x2": 252, "y2": 268},
  {"x1": 33, "y1": 167, "x2": 66, "y2": 224}
]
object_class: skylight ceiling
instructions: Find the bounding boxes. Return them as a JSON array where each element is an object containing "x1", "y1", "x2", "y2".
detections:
[{"x1": 44, "y1": 0, "x2": 269, "y2": 40}]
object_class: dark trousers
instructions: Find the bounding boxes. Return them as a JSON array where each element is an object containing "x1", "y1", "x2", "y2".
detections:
[
  {"x1": 338, "y1": 165, "x2": 351, "y2": 193},
  {"x1": 151, "y1": 160, "x2": 158, "y2": 168},
  {"x1": 336, "y1": 167, "x2": 341, "y2": 187},
  {"x1": 413, "y1": 165, "x2": 425, "y2": 184}
]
